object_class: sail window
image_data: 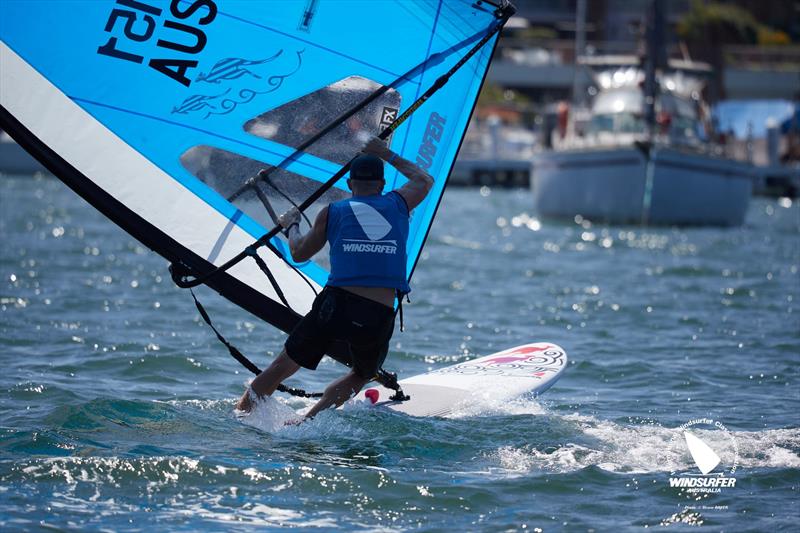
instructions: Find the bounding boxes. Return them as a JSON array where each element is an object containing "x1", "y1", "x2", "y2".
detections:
[
  {"x1": 244, "y1": 76, "x2": 401, "y2": 165},
  {"x1": 180, "y1": 144, "x2": 347, "y2": 267}
]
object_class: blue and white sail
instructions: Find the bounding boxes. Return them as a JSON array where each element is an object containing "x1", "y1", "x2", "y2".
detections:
[{"x1": 1, "y1": 0, "x2": 507, "y2": 335}]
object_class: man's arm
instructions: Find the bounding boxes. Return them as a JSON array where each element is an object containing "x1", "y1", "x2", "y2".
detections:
[
  {"x1": 363, "y1": 138, "x2": 433, "y2": 211},
  {"x1": 279, "y1": 206, "x2": 328, "y2": 262}
]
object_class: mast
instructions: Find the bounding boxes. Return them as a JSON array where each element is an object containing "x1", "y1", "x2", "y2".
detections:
[
  {"x1": 571, "y1": 0, "x2": 587, "y2": 109},
  {"x1": 642, "y1": 0, "x2": 667, "y2": 139}
]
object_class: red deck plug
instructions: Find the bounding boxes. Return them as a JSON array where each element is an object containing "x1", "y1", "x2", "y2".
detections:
[{"x1": 364, "y1": 388, "x2": 379, "y2": 404}]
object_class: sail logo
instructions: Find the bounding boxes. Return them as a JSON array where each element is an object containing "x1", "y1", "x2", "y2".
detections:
[
  {"x1": 97, "y1": 0, "x2": 218, "y2": 87},
  {"x1": 379, "y1": 106, "x2": 399, "y2": 143},
  {"x1": 416, "y1": 112, "x2": 446, "y2": 170},
  {"x1": 666, "y1": 418, "x2": 739, "y2": 495},
  {"x1": 342, "y1": 202, "x2": 397, "y2": 254}
]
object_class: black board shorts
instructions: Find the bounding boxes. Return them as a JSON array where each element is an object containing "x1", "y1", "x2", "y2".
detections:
[{"x1": 284, "y1": 286, "x2": 396, "y2": 379}]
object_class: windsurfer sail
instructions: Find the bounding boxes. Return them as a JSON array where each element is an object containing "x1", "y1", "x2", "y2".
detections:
[{"x1": 0, "y1": 0, "x2": 514, "y2": 387}]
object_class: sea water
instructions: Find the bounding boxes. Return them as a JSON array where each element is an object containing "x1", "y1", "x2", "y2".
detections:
[{"x1": 1, "y1": 174, "x2": 798, "y2": 531}]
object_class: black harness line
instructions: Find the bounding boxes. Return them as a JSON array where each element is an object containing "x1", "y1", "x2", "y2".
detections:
[
  {"x1": 250, "y1": 182, "x2": 280, "y2": 225},
  {"x1": 237, "y1": 168, "x2": 313, "y2": 228},
  {"x1": 189, "y1": 289, "x2": 322, "y2": 398},
  {"x1": 244, "y1": 246, "x2": 292, "y2": 309},
  {"x1": 189, "y1": 288, "x2": 409, "y2": 400},
  {"x1": 259, "y1": 170, "x2": 313, "y2": 227}
]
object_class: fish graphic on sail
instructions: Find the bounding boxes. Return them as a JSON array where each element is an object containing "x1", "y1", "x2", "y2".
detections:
[{"x1": 684, "y1": 431, "x2": 722, "y2": 475}]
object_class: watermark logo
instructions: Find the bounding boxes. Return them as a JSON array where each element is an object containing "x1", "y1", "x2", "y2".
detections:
[{"x1": 667, "y1": 418, "x2": 739, "y2": 494}]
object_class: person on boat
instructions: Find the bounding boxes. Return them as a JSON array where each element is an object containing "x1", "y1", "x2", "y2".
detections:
[{"x1": 236, "y1": 137, "x2": 433, "y2": 419}]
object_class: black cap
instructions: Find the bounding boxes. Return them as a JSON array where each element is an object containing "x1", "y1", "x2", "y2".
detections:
[{"x1": 350, "y1": 154, "x2": 384, "y2": 181}]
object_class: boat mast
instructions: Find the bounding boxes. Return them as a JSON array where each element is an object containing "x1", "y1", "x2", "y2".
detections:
[
  {"x1": 642, "y1": 0, "x2": 667, "y2": 140},
  {"x1": 571, "y1": 0, "x2": 587, "y2": 110}
]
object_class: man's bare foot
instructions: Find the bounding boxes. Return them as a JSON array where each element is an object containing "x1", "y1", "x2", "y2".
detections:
[{"x1": 236, "y1": 388, "x2": 254, "y2": 412}]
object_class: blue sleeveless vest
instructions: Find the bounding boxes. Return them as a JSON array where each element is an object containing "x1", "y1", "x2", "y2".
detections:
[{"x1": 327, "y1": 192, "x2": 410, "y2": 293}]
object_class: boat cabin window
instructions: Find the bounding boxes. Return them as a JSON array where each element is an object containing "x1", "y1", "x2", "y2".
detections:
[
  {"x1": 588, "y1": 88, "x2": 646, "y2": 135},
  {"x1": 587, "y1": 87, "x2": 704, "y2": 142}
]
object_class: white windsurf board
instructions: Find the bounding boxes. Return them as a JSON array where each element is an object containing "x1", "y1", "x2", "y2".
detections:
[{"x1": 353, "y1": 342, "x2": 567, "y2": 417}]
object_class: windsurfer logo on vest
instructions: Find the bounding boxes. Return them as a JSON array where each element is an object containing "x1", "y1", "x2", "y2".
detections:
[
  {"x1": 662, "y1": 418, "x2": 739, "y2": 499},
  {"x1": 342, "y1": 202, "x2": 398, "y2": 254}
]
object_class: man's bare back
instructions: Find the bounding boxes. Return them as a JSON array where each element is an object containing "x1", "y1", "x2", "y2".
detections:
[{"x1": 339, "y1": 285, "x2": 395, "y2": 308}]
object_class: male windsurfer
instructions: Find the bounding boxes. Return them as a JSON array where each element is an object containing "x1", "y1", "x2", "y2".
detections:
[{"x1": 236, "y1": 137, "x2": 433, "y2": 419}]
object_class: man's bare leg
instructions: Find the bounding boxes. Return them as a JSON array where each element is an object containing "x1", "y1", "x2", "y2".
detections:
[
  {"x1": 236, "y1": 349, "x2": 300, "y2": 412},
  {"x1": 304, "y1": 371, "x2": 371, "y2": 419}
]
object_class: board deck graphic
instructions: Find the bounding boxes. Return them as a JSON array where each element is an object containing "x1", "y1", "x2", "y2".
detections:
[{"x1": 354, "y1": 343, "x2": 567, "y2": 417}]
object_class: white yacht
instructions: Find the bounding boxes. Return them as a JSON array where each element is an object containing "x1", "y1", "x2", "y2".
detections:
[{"x1": 532, "y1": 64, "x2": 753, "y2": 226}]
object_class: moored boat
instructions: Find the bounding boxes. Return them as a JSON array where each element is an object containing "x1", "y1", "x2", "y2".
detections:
[{"x1": 532, "y1": 1, "x2": 753, "y2": 227}]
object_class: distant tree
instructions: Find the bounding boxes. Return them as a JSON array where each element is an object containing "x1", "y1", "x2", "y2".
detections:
[
  {"x1": 757, "y1": 27, "x2": 791, "y2": 46},
  {"x1": 677, "y1": 0, "x2": 791, "y2": 46},
  {"x1": 676, "y1": 1, "x2": 792, "y2": 100},
  {"x1": 719, "y1": 0, "x2": 798, "y2": 42},
  {"x1": 477, "y1": 82, "x2": 528, "y2": 108},
  {"x1": 516, "y1": 26, "x2": 559, "y2": 42}
]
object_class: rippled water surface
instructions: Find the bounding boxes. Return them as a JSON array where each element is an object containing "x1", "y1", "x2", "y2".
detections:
[{"x1": 1, "y1": 175, "x2": 799, "y2": 531}]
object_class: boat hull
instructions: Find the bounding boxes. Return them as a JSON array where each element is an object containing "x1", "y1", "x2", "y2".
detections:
[{"x1": 532, "y1": 146, "x2": 753, "y2": 226}]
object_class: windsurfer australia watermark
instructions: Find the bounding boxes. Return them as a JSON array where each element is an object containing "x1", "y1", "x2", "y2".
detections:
[{"x1": 665, "y1": 418, "x2": 740, "y2": 497}]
